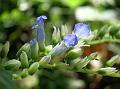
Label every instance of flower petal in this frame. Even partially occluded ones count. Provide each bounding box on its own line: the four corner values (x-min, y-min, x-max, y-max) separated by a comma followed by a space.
63, 34, 78, 47
36, 15, 47, 26
73, 23, 91, 38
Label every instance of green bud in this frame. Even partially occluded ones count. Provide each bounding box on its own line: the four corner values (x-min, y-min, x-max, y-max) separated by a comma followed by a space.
66, 48, 83, 60
28, 62, 39, 75
74, 52, 97, 69
106, 55, 119, 67
20, 69, 29, 78
12, 74, 21, 80
52, 26, 61, 44
4, 59, 21, 70
20, 51, 29, 68
61, 25, 68, 37
45, 45, 53, 53
16, 43, 30, 57
30, 41, 39, 60
39, 56, 51, 68
97, 67, 118, 75
1, 41, 10, 58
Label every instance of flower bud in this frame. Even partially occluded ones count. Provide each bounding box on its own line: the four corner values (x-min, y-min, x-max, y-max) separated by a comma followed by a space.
50, 42, 67, 63
66, 48, 83, 60
12, 74, 21, 80
20, 51, 29, 68
16, 43, 30, 57
4, 59, 21, 70
20, 69, 29, 78
52, 26, 61, 44
74, 52, 97, 69
32, 16, 47, 51
1, 41, 10, 58
28, 62, 39, 75
50, 42, 67, 57
30, 39, 39, 60
97, 67, 118, 75
45, 45, 53, 53
106, 55, 119, 67
39, 56, 51, 68
61, 25, 68, 37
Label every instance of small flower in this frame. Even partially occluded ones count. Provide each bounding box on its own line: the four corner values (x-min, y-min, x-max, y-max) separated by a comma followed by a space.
63, 34, 78, 47
50, 42, 68, 57
73, 23, 91, 38
32, 15, 47, 46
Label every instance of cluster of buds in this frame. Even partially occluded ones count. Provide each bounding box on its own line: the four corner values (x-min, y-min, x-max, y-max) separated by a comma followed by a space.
1, 15, 119, 79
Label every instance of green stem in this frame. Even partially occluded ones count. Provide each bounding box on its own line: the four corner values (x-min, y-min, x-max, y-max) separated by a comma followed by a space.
88, 39, 120, 45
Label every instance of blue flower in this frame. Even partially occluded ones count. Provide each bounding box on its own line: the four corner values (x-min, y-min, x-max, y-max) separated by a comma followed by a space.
36, 16, 47, 26
63, 34, 78, 47
32, 15, 47, 45
30, 38, 37, 46
50, 42, 68, 57
73, 23, 91, 38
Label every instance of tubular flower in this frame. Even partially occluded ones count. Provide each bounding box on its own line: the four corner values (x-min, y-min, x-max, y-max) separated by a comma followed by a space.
32, 15, 47, 45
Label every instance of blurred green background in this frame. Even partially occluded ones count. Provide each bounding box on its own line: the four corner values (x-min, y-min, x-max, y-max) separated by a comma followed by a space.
0, 0, 120, 89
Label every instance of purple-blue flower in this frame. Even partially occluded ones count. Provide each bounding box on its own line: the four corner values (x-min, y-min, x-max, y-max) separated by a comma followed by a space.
73, 23, 91, 38
63, 34, 78, 47
30, 38, 37, 46
36, 16, 47, 26
32, 15, 47, 45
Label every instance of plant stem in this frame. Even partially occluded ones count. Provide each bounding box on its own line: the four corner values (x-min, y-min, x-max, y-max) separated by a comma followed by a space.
88, 39, 120, 45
